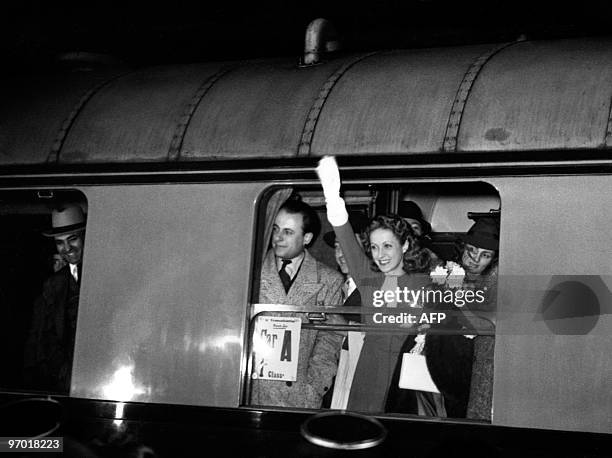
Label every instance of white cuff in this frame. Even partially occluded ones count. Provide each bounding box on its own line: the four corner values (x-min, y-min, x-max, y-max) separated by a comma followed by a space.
326, 196, 349, 226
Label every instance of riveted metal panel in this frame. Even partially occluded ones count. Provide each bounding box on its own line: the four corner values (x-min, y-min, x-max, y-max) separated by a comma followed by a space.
60, 64, 225, 163
459, 38, 612, 151
5, 38, 612, 166
180, 59, 347, 159
0, 72, 119, 165
442, 42, 519, 152
310, 46, 490, 156
297, 52, 380, 156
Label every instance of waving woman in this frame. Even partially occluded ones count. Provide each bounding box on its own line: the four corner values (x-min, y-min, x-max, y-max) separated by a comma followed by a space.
316, 156, 436, 412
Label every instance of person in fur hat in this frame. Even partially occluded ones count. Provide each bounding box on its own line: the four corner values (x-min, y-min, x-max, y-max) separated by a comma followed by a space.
424, 216, 499, 419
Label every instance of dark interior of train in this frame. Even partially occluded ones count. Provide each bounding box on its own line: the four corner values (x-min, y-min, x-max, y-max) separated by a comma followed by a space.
0, 190, 86, 393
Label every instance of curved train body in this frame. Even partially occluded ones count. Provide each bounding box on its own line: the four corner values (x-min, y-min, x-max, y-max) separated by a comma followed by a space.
0, 36, 611, 456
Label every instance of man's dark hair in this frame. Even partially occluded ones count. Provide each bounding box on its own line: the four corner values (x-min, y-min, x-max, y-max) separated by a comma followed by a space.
279, 197, 321, 245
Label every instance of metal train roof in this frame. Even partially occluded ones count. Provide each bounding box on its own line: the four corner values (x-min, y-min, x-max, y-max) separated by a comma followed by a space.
2, 37, 612, 165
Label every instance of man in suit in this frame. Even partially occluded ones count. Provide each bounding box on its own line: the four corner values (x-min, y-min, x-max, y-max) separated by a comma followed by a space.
24, 204, 86, 393
251, 197, 344, 408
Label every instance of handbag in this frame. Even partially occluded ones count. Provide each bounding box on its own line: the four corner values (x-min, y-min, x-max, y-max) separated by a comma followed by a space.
398, 335, 440, 393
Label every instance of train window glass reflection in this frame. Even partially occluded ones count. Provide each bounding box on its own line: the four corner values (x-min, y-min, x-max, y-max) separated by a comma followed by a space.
0, 190, 87, 394
247, 182, 500, 421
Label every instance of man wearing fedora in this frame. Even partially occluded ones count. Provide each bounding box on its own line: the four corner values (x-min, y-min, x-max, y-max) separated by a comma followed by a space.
24, 204, 86, 392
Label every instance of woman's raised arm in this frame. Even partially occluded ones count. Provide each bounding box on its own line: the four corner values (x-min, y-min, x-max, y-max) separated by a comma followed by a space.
316, 156, 370, 283
316, 156, 348, 226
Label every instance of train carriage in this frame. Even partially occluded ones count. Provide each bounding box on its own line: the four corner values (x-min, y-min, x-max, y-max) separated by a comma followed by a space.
0, 32, 611, 456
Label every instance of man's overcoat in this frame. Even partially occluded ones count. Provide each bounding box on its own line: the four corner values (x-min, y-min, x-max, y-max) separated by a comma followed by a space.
24, 265, 79, 392
250, 249, 343, 408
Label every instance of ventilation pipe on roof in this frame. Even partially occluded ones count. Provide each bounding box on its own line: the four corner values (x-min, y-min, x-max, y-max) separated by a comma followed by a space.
301, 18, 341, 66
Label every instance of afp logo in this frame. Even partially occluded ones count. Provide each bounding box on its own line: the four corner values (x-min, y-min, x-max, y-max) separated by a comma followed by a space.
536, 276, 612, 335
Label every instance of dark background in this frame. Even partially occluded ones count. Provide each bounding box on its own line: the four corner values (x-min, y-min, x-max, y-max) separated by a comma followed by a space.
2, 0, 612, 72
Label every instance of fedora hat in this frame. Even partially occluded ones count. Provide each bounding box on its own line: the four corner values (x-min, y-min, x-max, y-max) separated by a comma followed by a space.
43, 205, 86, 237
323, 213, 369, 247
398, 201, 432, 235
461, 217, 499, 251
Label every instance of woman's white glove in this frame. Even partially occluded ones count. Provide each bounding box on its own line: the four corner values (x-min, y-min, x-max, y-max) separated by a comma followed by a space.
316, 156, 341, 200
316, 156, 348, 226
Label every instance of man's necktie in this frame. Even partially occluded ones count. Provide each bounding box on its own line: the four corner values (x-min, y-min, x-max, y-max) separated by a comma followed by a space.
343, 278, 352, 298
70, 263, 78, 282
279, 259, 292, 293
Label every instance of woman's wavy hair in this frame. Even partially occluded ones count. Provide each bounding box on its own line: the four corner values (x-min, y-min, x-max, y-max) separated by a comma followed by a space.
362, 214, 432, 273
454, 240, 499, 277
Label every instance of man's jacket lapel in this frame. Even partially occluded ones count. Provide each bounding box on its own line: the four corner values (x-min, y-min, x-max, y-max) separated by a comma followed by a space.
286, 251, 322, 306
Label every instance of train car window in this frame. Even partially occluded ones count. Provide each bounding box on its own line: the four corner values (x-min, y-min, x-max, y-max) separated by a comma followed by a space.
0, 190, 87, 394
246, 182, 500, 422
